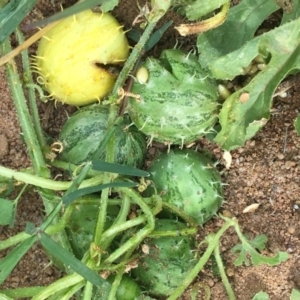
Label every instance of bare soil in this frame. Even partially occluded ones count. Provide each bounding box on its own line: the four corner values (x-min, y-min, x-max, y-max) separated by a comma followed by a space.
1, 1, 300, 299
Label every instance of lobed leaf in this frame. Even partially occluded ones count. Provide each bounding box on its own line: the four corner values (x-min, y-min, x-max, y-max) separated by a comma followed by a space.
197, 0, 280, 68
212, 18, 300, 150
231, 234, 289, 267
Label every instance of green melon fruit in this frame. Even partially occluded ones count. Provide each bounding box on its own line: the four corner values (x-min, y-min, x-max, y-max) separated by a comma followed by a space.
146, 149, 223, 225
127, 49, 220, 145
132, 219, 196, 296
58, 104, 146, 167
66, 199, 120, 259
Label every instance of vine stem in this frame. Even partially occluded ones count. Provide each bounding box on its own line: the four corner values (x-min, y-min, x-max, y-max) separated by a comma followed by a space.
103, 188, 155, 265
0, 38, 48, 177
0, 164, 104, 190
214, 242, 236, 300
111, 21, 157, 96
90, 18, 158, 244
31, 273, 83, 300
167, 218, 237, 300
0, 37, 72, 253
15, 28, 47, 150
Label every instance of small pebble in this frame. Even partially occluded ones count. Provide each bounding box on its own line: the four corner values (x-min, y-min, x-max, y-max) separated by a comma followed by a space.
285, 161, 296, 169
0, 134, 8, 157
277, 153, 285, 160
227, 267, 235, 277
288, 226, 295, 235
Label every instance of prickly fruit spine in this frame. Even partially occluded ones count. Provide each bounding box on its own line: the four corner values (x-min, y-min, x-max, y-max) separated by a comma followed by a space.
146, 149, 224, 225
127, 49, 220, 145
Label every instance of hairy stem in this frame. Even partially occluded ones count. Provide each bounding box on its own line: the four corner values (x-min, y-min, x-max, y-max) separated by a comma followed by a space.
167, 218, 236, 300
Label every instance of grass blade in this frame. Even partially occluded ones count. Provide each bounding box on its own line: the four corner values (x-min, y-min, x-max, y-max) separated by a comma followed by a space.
39, 232, 110, 288
63, 182, 137, 206
92, 161, 149, 177
0, 0, 37, 43
23, 0, 110, 30
0, 236, 37, 285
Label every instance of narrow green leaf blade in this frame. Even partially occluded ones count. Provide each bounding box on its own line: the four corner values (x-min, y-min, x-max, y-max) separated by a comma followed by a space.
63, 182, 137, 206
24, 0, 112, 30
0, 198, 15, 226
39, 232, 110, 288
0, 0, 37, 43
92, 161, 149, 177
0, 236, 36, 285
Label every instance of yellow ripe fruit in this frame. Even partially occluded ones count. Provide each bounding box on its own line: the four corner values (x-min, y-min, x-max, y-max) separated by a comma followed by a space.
36, 10, 129, 106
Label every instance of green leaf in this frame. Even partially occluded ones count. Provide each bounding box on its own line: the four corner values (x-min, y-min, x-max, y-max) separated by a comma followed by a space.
0, 293, 13, 300
281, 0, 300, 24
197, 0, 280, 68
294, 114, 300, 135
39, 232, 110, 288
0, 236, 36, 285
101, 0, 119, 12
231, 234, 289, 267
0, 0, 37, 43
212, 18, 300, 150
291, 289, 300, 300
127, 21, 173, 51
252, 291, 269, 300
92, 161, 149, 177
180, 0, 229, 20
63, 182, 137, 206
0, 198, 15, 226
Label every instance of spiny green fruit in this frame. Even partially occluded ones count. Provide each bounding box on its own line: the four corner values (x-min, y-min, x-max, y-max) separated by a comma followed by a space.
58, 105, 146, 167
127, 49, 219, 145
132, 219, 196, 296
66, 197, 120, 259
107, 275, 142, 300
35, 10, 129, 106
146, 149, 223, 225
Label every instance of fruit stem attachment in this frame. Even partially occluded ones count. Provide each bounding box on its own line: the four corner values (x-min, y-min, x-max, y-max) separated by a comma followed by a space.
111, 21, 157, 97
